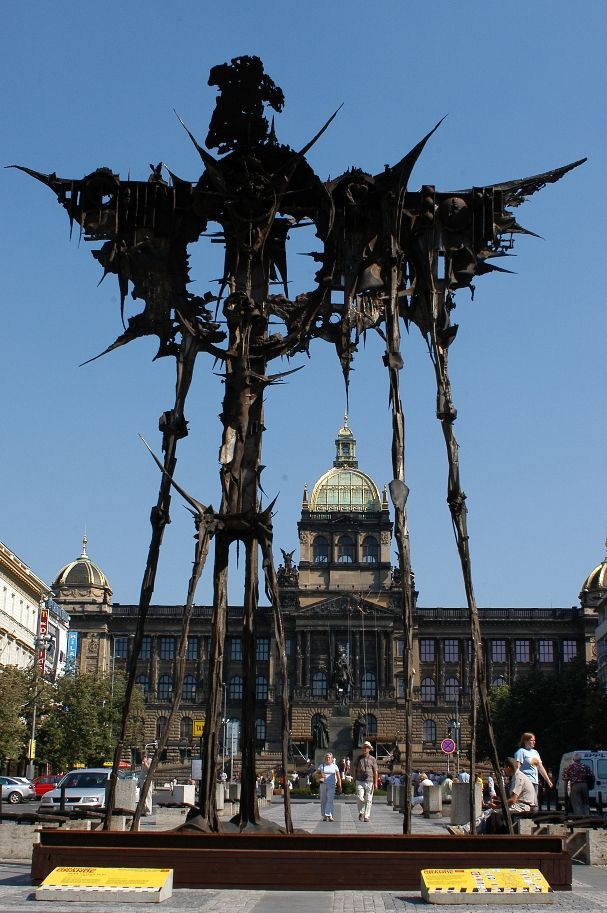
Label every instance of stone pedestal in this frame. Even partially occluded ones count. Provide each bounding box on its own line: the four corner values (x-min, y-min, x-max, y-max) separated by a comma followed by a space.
172, 784, 195, 805
215, 782, 225, 811
450, 781, 481, 825
107, 779, 137, 812
229, 782, 241, 802
422, 784, 442, 818
386, 782, 393, 805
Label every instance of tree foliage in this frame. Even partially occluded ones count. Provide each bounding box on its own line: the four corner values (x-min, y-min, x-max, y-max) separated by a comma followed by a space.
0, 666, 34, 766
477, 659, 607, 773
35, 672, 144, 771
0, 665, 145, 772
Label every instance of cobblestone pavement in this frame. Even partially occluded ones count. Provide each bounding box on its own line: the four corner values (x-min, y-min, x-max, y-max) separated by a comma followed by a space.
0, 798, 606, 913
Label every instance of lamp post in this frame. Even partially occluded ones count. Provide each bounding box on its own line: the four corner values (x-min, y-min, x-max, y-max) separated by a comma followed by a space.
453, 692, 462, 776
27, 596, 52, 779
222, 682, 227, 777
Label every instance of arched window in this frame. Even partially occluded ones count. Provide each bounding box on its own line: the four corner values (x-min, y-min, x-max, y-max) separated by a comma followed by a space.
313, 536, 329, 564
311, 670, 327, 698
362, 535, 379, 564
156, 716, 168, 740
136, 674, 150, 699
255, 675, 268, 700
180, 717, 192, 742
158, 674, 173, 702
182, 674, 197, 703
492, 675, 507, 687
444, 676, 460, 702
364, 714, 377, 736
423, 719, 437, 742
337, 534, 355, 564
421, 677, 436, 703
255, 718, 266, 747
361, 670, 376, 698
228, 676, 243, 701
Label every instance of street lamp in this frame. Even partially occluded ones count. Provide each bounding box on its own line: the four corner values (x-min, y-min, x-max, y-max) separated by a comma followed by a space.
221, 682, 227, 778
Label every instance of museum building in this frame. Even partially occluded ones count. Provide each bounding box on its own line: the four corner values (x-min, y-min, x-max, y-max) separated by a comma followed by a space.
50, 421, 599, 771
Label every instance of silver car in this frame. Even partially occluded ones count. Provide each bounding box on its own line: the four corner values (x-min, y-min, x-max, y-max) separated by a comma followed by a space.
38, 767, 135, 811
0, 775, 36, 803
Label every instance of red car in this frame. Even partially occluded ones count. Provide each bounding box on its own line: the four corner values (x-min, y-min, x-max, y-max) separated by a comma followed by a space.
32, 774, 63, 797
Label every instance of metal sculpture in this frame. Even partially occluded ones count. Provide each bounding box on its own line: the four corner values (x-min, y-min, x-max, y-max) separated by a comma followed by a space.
13, 54, 584, 835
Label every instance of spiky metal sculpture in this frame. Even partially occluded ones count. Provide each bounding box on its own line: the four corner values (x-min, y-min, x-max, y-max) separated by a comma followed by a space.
14, 54, 583, 834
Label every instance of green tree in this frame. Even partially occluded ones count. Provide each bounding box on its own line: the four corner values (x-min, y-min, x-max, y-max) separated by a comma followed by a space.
0, 666, 33, 767
36, 672, 144, 771
477, 659, 607, 773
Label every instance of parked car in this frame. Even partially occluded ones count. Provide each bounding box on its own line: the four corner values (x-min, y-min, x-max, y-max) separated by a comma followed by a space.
32, 774, 64, 797
38, 767, 138, 811
0, 775, 36, 803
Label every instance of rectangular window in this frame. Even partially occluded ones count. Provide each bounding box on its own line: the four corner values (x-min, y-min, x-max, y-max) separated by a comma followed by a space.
202, 636, 212, 659
285, 638, 292, 657
562, 640, 577, 663
140, 636, 152, 660
443, 639, 459, 663
113, 637, 129, 659
419, 639, 434, 662
256, 637, 270, 661
491, 640, 506, 663
396, 639, 405, 658
231, 637, 242, 661
396, 677, 406, 698
539, 640, 554, 663
186, 637, 199, 661
515, 640, 530, 663
159, 636, 175, 660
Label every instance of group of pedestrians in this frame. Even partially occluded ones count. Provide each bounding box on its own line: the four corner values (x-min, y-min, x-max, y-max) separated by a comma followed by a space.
446, 730, 559, 835
317, 740, 380, 822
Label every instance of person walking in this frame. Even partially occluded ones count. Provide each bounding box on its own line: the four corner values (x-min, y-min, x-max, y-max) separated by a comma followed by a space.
562, 753, 593, 816
317, 751, 341, 821
514, 732, 553, 801
355, 741, 380, 822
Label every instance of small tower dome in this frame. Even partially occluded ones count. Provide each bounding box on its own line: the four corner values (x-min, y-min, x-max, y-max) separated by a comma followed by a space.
52, 535, 112, 613
579, 538, 607, 611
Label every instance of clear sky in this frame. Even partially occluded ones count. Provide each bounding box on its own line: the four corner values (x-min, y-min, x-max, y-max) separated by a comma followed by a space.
2, 0, 605, 610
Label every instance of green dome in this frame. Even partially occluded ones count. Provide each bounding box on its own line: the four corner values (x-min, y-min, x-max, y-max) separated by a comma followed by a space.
310, 467, 381, 512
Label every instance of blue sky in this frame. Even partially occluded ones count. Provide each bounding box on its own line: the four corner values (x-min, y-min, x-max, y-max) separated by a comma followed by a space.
2, 0, 606, 610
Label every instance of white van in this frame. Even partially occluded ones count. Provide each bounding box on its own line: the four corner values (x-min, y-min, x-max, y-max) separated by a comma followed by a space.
556, 750, 607, 810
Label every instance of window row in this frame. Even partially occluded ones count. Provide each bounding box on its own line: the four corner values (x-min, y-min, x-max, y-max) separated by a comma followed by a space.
312, 535, 379, 565
141, 673, 273, 703
117, 635, 272, 662
309, 670, 377, 698
154, 716, 265, 749
416, 638, 578, 664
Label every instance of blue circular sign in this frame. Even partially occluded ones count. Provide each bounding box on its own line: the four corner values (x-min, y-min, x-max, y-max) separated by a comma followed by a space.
441, 738, 456, 754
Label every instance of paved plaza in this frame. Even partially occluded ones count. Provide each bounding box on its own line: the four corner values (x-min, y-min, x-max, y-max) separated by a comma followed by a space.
0, 798, 606, 912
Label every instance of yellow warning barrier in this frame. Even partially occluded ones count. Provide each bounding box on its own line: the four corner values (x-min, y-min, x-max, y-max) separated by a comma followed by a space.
36, 866, 173, 903
421, 868, 553, 904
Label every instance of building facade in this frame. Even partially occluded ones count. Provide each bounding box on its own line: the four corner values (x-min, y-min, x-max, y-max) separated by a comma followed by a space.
50, 423, 599, 771
0, 539, 69, 678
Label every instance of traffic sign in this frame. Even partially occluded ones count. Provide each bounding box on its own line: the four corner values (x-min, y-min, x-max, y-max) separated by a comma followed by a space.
441, 737, 456, 754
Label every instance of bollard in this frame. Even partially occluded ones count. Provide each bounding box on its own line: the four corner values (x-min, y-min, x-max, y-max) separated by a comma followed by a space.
228, 782, 241, 802
450, 782, 481, 825
423, 784, 443, 819
386, 781, 393, 805
215, 782, 225, 811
